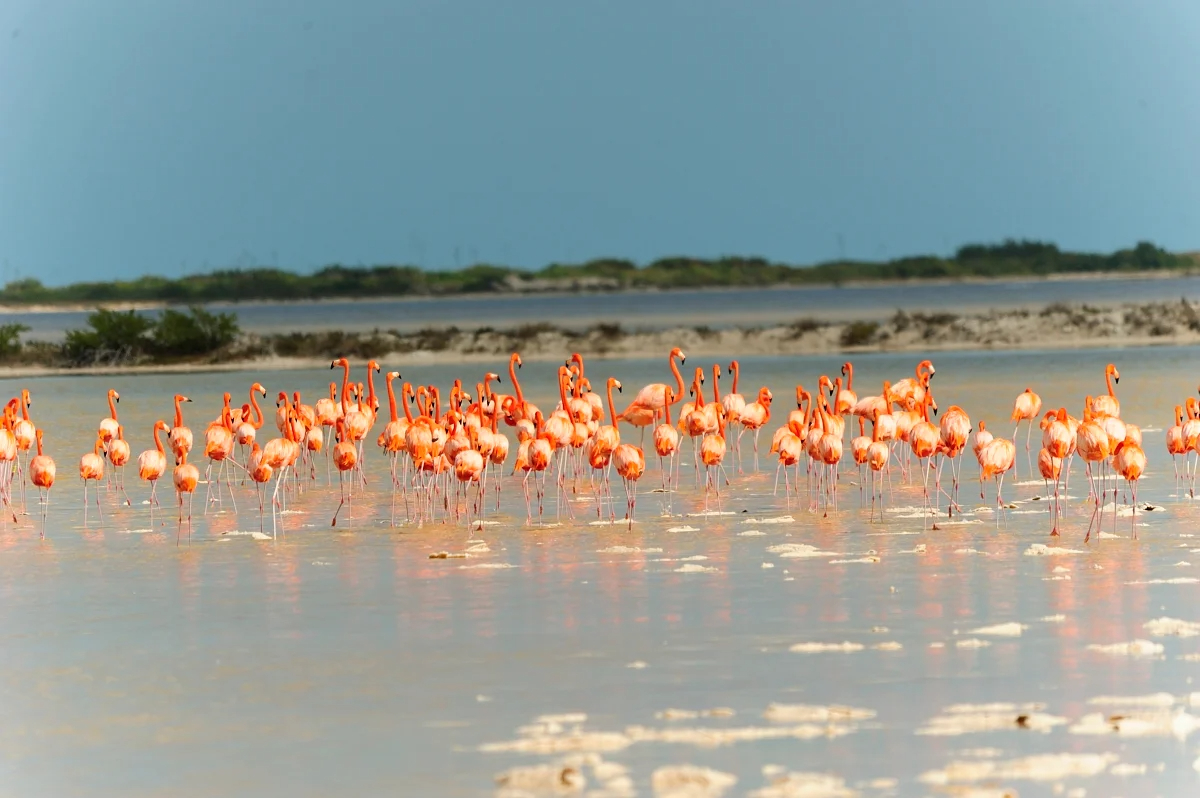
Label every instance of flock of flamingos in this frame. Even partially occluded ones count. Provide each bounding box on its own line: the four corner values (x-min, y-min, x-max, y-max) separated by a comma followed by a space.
0, 349, 1164, 544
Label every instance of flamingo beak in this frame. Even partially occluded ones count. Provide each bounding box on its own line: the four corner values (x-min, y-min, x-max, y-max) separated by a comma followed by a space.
1114, 376, 1119, 384
330, 361, 336, 369
617, 385, 622, 393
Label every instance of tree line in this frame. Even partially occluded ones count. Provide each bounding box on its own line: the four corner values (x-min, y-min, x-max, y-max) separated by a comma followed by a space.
0, 240, 1192, 306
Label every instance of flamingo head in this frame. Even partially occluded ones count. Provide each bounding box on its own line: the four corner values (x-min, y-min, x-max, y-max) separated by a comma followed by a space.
1108, 363, 1119, 384
670, 347, 686, 363
759, 387, 773, 405
251, 382, 266, 396
484, 371, 500, 385
368, 360, 380, 373
21, 389, 30, 407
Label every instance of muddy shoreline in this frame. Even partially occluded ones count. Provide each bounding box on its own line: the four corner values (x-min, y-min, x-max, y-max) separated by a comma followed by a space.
2, 299, 1198, 378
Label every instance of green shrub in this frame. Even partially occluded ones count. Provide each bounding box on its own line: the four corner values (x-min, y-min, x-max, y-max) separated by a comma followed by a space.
839, 321, 879, 347
0, 323, 28, 358
63, 309, 153, 364
151, 305, 239, 357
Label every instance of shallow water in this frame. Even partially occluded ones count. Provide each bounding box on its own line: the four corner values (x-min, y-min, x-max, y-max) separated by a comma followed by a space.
4, 346, 1200, 795
10, 273, 1200, 339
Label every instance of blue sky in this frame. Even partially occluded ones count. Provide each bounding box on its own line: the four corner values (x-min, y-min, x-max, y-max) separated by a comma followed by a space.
2, 1, 1199, 285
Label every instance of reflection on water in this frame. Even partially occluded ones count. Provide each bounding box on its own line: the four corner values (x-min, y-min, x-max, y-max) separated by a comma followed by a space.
3, 346, 1200, 795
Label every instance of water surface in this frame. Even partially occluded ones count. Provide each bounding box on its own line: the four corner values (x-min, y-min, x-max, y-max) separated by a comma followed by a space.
4, 346, 1200, 795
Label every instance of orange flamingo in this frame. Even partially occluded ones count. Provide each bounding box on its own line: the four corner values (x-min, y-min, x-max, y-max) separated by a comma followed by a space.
889, 360, 935, 409
866, 412, 891, 518
620, 347, 686, 439
612, 441, 645, 530
1113, 432, 1147, 537
835, 362, 858, 415
1011, 386, 1043, 476
978, 435, 1016, 519
1076, 406, 1112, 542
700, 406, 728, 513
738, 386, 773, 471
107, 424, 132, 505
1038, 446, 1064, 535
173, 449, 200, 544
331, 418, 359, 527
653, 386, 682, 495
30, 429, 55, 538
99, 389, 120, 444
170, 394, 193, 462
80, 434, 106, 524
1167, 405, 1186, 486
247, 442, 273, 533
1089, 363, 1120, 418
138, 420, 170, 524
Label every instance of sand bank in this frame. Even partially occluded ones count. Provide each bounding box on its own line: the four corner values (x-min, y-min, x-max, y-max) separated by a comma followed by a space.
2, 299, 1197, 378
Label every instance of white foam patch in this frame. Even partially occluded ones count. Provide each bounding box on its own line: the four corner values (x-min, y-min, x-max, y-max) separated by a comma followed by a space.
114, 527, 154, 534
1127, 578, 1199, 585
789, 642, 864, 653
828, 557, 880, 564
1144, 618, 1200, 637
667, 525, 699, 533
1040, 614, 1066, 623
1087, 639, 1164, 657
767, 543, 839, 559
920, 753, 1118, 785
744, 515, 795, 525
675, 564, 718, 573
651, 765, 736, 797
597, 546, 663, 554
955, 639, 991, 649
762, 704, 875, 723
1024, 544, 1085, 556
459, 563, 518, 570
738, 529, 765, 536
916, 703, 1066, 736
970, 623, 1025, 637
748, 771, 857, 798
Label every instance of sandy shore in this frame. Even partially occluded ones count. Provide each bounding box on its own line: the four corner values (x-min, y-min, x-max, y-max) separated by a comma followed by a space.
2, 299, 1198, 378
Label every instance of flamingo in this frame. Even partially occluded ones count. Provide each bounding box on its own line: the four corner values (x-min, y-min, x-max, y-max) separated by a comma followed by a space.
1113, 432, 1147, 538
889, 360, 935, 409
620, 347, 686, 438
1038, 446, 1064, 535
243, 441, 271, 525
107, 425, 132, 505
138, 420, 170, 525
203, 406, 235, 510
722, 361, 747, 465
99, 389, 120, 444
1076, 407, 1112, 543
612, 442, 645, 529
169, 394, 193, 462
738, 386, 773, 471
331, 418, 359, 527
978, 436, 1016, 519
1089, 363, 1120, 418
1166, 405, 1186, 486
700, 407, 728, 512
30, 429, 55, 538
1011, 387, 1043, 476
653, 386, 681, 495
866, 413, 891, 518
80, 434, 106, 524
835, 361, 858, 415
173, 449, 200, 544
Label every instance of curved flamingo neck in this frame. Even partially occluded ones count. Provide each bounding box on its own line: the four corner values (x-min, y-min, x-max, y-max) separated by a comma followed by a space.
669, 351, 684, 401
339, 361, 351, 413
664, 392, 673, 427
430, 387, 441, 422
386, 375, 399, 422
571, 353, 585, 382
509, 356, 524, 405
249, 389, 264, 429
401, 384, 414, 423
694, 373, 705, 409
557, 369, 570, 412
35, 430, 43, 456
1106, 368, 1116, 399
711, 365, 721, 404
366, 366, 378, 405
606, 381, 618, 425
845, 363, 854, 391
108, 392, 118, 421
871, 415, 880, 442
21, 393, 30, 421
730, 362, 740, 394
174, 396, 184, 428
153, 423, 165, 454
